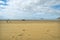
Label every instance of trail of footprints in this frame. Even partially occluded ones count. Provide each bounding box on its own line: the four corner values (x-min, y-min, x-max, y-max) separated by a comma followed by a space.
10, 29, 50, 40
10, 29, 31, 40
9, 28, 59, 40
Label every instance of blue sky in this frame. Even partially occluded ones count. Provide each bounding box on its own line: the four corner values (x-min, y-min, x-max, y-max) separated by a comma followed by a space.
52, 4, 60, 10
0, 0, 60, 20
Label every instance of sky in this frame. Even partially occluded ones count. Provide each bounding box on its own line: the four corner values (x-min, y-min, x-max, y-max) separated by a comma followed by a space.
0, 0, 60, 20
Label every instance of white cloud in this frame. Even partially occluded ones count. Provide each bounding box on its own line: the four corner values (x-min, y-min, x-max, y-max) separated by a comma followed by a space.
0, 0, 60, 19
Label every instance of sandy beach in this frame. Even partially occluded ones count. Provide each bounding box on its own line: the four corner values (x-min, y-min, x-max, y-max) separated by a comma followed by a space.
0, 20, 60, 40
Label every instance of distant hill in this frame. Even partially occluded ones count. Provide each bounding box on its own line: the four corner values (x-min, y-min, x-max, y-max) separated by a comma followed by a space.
57, 17, 60, 19
57, 17, 60, 20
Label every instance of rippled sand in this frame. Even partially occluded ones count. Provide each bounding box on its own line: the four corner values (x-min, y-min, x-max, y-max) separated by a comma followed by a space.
0, 20, 60, 40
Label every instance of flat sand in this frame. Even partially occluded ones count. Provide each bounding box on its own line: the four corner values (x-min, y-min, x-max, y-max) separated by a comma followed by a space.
0, 20, 60, 40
